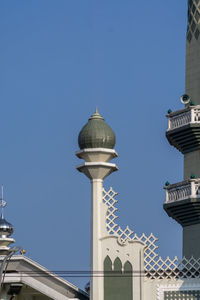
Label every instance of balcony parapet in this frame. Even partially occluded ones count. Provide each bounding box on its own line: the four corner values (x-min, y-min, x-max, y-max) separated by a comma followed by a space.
164, 179, 200, 226
166, 106, 200, 154
164, 179, 200, 204
167, 106, 200, 131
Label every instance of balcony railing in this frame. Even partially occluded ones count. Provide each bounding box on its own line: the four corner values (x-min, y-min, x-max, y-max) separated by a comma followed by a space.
165, 179, 200, 203
167, 106, 200, 131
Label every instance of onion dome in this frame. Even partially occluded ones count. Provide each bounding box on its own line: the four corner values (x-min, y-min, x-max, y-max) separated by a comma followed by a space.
78, 109, 116, 149
0, 214, 14, 238
0, 185, 14, 238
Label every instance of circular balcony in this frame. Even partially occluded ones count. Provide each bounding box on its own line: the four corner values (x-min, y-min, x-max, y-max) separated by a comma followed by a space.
164, 179, 200, 226
166, 106, 200, 154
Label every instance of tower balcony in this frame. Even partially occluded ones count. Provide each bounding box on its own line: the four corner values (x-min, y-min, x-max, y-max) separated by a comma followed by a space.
164, 179, 200, 226
166, 106, 200, 154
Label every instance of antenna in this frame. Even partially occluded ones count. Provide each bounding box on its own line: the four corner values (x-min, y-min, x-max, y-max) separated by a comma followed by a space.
0, 185, 7, 219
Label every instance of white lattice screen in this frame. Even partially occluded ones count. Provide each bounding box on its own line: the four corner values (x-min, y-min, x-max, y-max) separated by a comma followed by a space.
103, 187, 200, 279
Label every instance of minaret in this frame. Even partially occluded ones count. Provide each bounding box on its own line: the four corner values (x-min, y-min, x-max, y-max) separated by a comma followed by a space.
0, 186, 15, 255
184, 0, 200, 179
164, 1, 200, 259
186, 0, 200, 104
76, 109, 118, 300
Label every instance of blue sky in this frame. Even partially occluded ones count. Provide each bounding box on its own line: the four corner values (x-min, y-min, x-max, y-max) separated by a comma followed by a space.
0, 0, 187, 289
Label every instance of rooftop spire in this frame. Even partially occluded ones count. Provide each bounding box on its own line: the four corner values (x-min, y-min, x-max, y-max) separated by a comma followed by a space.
0, 185, 7, 219
89, 108, 104, 120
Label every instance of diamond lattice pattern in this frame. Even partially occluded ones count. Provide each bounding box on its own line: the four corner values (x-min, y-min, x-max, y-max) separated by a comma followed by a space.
103, 187, 200, 279
187, 0, 200, 42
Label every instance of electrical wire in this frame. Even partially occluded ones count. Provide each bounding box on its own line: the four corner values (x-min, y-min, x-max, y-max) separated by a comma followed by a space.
1, 269, 180, 278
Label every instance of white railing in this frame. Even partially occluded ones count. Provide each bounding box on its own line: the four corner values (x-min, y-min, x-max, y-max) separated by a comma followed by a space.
167, 106, 200, 130
165, 179, 200, 203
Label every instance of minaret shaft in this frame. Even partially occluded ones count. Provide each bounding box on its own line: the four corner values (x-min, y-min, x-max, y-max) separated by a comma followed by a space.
77, 158, 117, 300
183, 224, 200, 258
185, 44, 200, 105
184, 1, 200, 180
184, 151, 200, 179
183, 0, 200, 258
90, 179, 103, 300
185, 1, 200, 105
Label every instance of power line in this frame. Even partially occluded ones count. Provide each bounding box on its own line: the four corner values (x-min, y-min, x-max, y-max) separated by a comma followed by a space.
2, 269, 184, 278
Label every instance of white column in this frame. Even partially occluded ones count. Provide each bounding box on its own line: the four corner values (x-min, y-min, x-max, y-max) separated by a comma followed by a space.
191, 181, 196, 197
168, 117, 171, 130
76, 148, 118, 300
90, 179, 104, 300
191, 107, 195, 123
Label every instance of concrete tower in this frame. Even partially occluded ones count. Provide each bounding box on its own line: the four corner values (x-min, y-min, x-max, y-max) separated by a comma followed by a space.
76, 109, 147, 300
186, 0, 200, 104
76, 109, 118, 300
164, 0, 200, 259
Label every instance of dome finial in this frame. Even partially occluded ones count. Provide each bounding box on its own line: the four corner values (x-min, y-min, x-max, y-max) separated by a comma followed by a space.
89, 108, 104, 120
0, 185, 7, 219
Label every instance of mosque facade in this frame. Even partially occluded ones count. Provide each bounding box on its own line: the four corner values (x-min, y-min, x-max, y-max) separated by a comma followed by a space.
1, 1, 200, 299
75, 1, 200, 299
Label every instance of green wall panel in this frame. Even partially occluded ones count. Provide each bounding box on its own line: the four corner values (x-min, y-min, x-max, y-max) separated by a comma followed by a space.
104, 256, 132, 300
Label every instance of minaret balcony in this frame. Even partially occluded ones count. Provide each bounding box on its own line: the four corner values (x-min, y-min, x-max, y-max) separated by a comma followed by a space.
164, 179, 200, 226
166, 106, 200, 154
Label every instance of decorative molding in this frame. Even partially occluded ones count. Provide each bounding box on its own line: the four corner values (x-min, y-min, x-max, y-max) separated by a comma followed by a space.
157, 282, 200, 300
